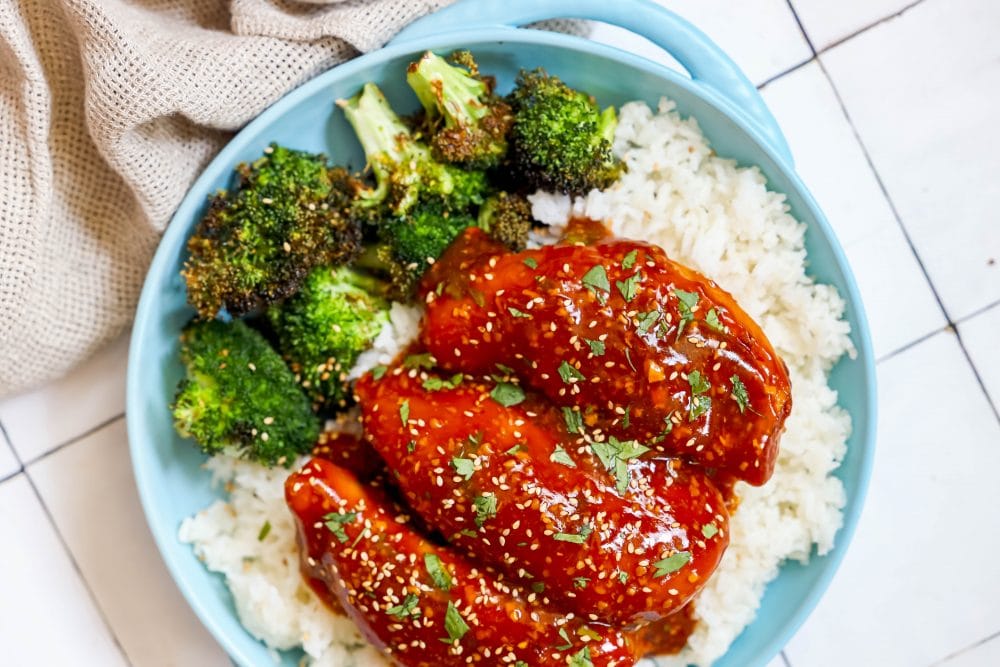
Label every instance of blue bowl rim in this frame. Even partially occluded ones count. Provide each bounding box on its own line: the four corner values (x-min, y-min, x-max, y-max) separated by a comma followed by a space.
127, 25, 877, 667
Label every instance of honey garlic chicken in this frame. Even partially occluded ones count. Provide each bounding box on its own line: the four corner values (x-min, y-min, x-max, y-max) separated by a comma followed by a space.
356, 370, 729, 626
287, 458, 637, 667
419, 225, 792, 486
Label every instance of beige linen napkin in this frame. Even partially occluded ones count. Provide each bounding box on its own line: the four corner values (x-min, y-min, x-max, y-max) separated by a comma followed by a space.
0, 0, 583, 398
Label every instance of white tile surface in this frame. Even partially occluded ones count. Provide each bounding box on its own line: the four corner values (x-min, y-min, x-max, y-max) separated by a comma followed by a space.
0, 331, 129, 463
940, 634, 1000, 667
29, 418, 229, 666
959, 303, 1000, 410
785, 330, 1000, 666
0, 428, 18, 480
588, 0, 812, 85
0, 474, 127, 666
822, 0, 1000, 321
761, 62, 945, 357
790, 0, 917, 50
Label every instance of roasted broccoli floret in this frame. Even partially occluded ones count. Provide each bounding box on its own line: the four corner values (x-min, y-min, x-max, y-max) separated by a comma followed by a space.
339, 82, 488, 217
506, 69, 623, 195
406, 51, 513, 169
340, 82, 487, 297
183, 144, 363, 319
269, 266, 390, 409
477, 191, 533, 251
172, 319, 319, 466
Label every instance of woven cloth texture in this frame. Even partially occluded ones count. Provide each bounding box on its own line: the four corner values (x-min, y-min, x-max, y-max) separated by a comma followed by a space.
0, 0, 584, 398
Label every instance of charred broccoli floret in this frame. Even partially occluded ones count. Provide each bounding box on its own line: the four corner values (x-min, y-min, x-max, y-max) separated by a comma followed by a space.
340, 82, 488, 297
477, 191, 533, 251
183, 145, 363, 319
269, 266, 390, 409
172, 319, 319, 466
507, 69, 623, 195
406, 51, 513, 169
339, 83, 488, 217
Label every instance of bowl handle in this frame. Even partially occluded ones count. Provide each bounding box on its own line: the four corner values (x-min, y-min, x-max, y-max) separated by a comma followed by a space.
390, 0, 794, 166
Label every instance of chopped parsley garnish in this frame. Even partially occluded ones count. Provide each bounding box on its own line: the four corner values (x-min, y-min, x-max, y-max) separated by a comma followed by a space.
651, 413, 675, 444
573, 577, 590, 589
424, 553, 452, 591
636, 309, 660, 334
653, 551, 692, 578
422, 373, 463, 391
706, 308, 726, 333
516, 662, 528, 667
616, 271, 640, 302
582, 264, 610, 293
702, 523, 719, 539
687, 370, 711, 421
386, 593, 419, 619
550, 445, 576, 468
591, 436, 651, 495
451, 457, 475, 480
621, 249, 639, 270
531, 581, 546, 593
523, 257, 538, 269
403, 353, 434, 369
407, 440, 416, 453
371, 365, 388, 380
495, 362, 515, 375
584, 338, 605, 356
323, 511, 358, 544
556, 627, 573, 650
622, 405, 631, 429
618, 571, 629, 584
257, 520, 271, 541
505, 444, 524, 455
508, 306, 532, 319
568, 646, 594, 667
490, 382, 525, 407
442, 602, 470, 643
459, 528, 478, 538
399, 399, 410, 426
674, 288, 699, 335
731, 375, 749, 413
557, 360, 585, 383
562, 407, 584, 434
473, 493, 497, 527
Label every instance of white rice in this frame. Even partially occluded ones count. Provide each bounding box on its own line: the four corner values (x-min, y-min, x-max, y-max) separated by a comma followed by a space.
180, 97, 853, 666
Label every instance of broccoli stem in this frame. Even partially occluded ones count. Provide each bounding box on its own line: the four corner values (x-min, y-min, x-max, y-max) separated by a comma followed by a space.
407, 51, 490, 126
339, 83, 412, 167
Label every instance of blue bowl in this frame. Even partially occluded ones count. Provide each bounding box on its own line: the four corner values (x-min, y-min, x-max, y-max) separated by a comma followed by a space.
127, 1, 877, 665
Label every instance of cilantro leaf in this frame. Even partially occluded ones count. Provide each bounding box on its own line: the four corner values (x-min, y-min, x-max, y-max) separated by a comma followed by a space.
450, 457, 475, 480
590, 436, 650, 495
558, 361, 586, 383
399, 400, 410, 426
386, 593, 419, 619
573, 577, 590, 589
731, 375, 749, 413
674, 288, 699, 335
562, 407, 584, 434
706, 308, 726, 333
424, 553, 452, 591
423, 373, 463, 391
490, 382, 525, 407
568, 646, 594, 667
616, 271, 640, 302
621, 249, 639, 270
442, 602, 470, 643
523, 257, 538, 269
473, 493, 497, 527
687, 370, 711, 421
371, 365, 388, 380
323, 511, 358, 544
556, 627, 573, 650
584, 338, 605, 356
636, 310, 660, 334
653, 551, 692, 578
550, 445, 576, 468
403, 353, 434, 369
702, 523, 719, 539
508, 306, 532, 319
582, 264, 610, 293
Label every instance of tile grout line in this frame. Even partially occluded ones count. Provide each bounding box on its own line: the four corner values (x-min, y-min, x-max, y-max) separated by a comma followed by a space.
757, 57, 815, 91
20, 469, 135, 667
780, 648, 793, 667
930, 628, 1000, 666
815, 0, 931, 56
0, 420, 25, 483
23, 412, 127, 468
812, 59, 1000, 426
955, 295, 1000, 326
783, 0, 818, 56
